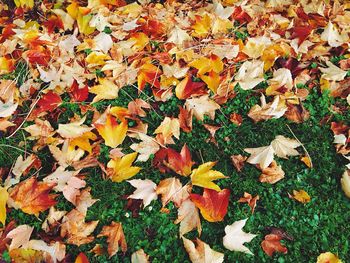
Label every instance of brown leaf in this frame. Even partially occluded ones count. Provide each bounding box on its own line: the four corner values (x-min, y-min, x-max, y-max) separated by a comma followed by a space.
259, 161, 285, 184
156, 177, 191, 208
98, 222, 127, 258
261, 234, 288, 257
238, 192, 259, 213
230, 154, 247, 172
178, 106, 193, 133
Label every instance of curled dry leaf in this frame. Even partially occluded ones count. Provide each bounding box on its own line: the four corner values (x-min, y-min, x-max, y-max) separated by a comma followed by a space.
98, 222, 127, 258
238, 192, 259, 213
156, 177, 190, 208
190, 188, 230, 222
290, 190, 311, 203
259, 161, 285, 184
182, 237, 224, 263
230, 154, 247, 172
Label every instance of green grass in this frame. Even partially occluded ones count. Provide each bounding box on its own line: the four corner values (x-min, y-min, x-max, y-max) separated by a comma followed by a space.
1, 84, 349, 262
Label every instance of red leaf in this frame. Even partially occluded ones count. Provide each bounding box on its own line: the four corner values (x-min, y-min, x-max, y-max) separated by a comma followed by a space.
43, 15, 64, 34
75, 252, 89, 263
25, 49, 51, 66
69, 80, 89, 102
190, 188, 230, 222
31, 91, 62, 117
261, 234, 288, 257
175, 76, 206, 100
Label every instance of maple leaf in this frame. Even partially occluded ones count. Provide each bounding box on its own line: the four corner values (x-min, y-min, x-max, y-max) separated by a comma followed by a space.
94, 114, 128, 148
130, 133, 160, 162
42, 207, 67, 233
69, 79, 88, 102
261, 234, 288, 257
156, 177, 190, 208
70, 131, 98, 153
0, 100, 17, 118
290, 190, 311, 203
192, 14, 212, 38
6, 225, 33, 250
167, 26, 192, 46
235, 60, 265, 90
189, 55, 224, 75
244, 145, 274, 169
0, 186, 8, 225
60, 209, 99, 246
90, 79, 120, 103
127, 179, 157, 208
175, 199, 202, 237
320, 61, 347, 82
317, 252, 342, 263
43, 15, 64, 34
190, 162, 227, 191
230, 154, 247, 172
31, 91, 62, 117
223, 218, 257, 255
200, 71, 221, 93
175, 76, 206, 100
178, 106, 193, 133
8, 177, 57, 216
248, 95, 287, 122
154, 117, 180, 145
321, 22, 348, 47
190, 188, 230, 222
185, 95, 220, 122
131, 249, 150, 263
182, 237, 224, 263
137, 63, 161, 91
107, 152, 141, 182
75, 252, 89, 263
12, 154, 41, 180
75, 188, 98, 215
270, 135, 301, 159
98, 222, 127, 258
57, 116, 92, 139
238, 192, 259, 213
259, 161, 285, 184
49, 141, 85, 168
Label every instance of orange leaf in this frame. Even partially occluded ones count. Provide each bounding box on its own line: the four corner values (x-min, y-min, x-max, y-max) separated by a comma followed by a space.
137, 63, 161, 91
153, 144, 194, 176
94, 114, 128, 148
43, 15, 64, 34
9, 177, 57, 216
75, 252, 89, 263
175, 76, 206, 100
190, 188, 230, 222
261, 234, 288, 257
238, 192, 259, 213
97, 222, 127, 258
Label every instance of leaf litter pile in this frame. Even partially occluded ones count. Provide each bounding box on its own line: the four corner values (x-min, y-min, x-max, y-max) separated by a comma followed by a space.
0, 0, 350, 262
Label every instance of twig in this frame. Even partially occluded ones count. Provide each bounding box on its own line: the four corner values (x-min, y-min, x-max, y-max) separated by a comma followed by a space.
286, 124, 313, 168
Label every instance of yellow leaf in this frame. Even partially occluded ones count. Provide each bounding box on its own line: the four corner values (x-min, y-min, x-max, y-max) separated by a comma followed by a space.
85, 52, 110, 67
200, 71, 221, 93
67, 2, 79, 19
94, 114, 128, 148
154, 117, 180, 144
341, 170, 350, 199
192, 14, 211, 38
190, 162, 227, 191
291, 190, 311, 203
189, 55, 223, 75
0, 186, 8, 225
90, 79, 119, 103
70, 131, 97, 153
77, 10, 95, 35
107, 153, 141, 182
300, 156, 312, 168
317, 252, 342, 263
129, 32, 149, 51
14, 0, 34, 8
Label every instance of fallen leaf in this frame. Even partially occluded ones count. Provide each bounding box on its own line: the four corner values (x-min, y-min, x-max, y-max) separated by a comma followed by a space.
182, 237, 224, 263
6, 225, 33, 250
156, 177, 190, 207
94, 114, 128, 148
190, 188, 230, 222
57, 116, 92, 139
185, 95, 220, 121
238, 192, 259, 213
127, 179, 157, 208
317, 252, 342, 263
0, 187, 8, 225
167, 26, 192, 46
75, 252, 89, 263
230, 154, 247, 172
60, 209, 98, 246
290, 190, 311, 203
175, 199, 202, 236
320, 61, 348, 82
131, 249, 149, 263
341, 170, 350, 199
154, 117, 180, 145
130, 133, 160, 162
248, 95, 287, 122
137, 63, 161, 91
8, 177, 57, 216
223, 218, 257, 255
270, 135, 301, 159
175, 76, 206, 100
235, 60, 265, 90
190, 162, 227, 191
98, 222, 127, 258
259, 161, 285, 184
90, 78, 120, 103
321, 22, 348, 47
107, 152, 141, 182
244, 145, 274, 169
261, 234, 288, 257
